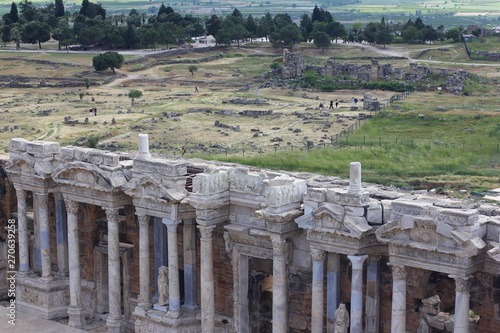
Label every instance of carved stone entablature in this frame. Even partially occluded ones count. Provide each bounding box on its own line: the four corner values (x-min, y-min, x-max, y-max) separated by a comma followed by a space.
123, 175, 187, 204
229, 193, 265, 210
256, 208, 302, 225
305, 230, 380, 256
390, 200, 434, 220
193, 167, 229, 195
61, 186, 131, 208
133, 197, 173, 219
326, 189, 370, 207
437, 209, 479, 227
262, 174, 306, 209
7, 153, 57, 183
133, 158, 187, 177
225, 224, 273, 250
53, 161, 128, 193
195, 206, 229, 226
229, 167, 268, 195
488, 241, 500, 262
303, 188, 327, 203
189, 190, 229, 211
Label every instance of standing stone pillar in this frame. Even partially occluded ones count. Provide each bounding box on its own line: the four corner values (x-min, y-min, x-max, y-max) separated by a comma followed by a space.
348, 162, 362, 194
66, 199, 85, 327
451, 276, 471, 333
347, 254, 368, 333
153, 217, 168, 302
365, 254, 381, 333
311, 248, 326, 333
327, 252, 341, 332
16, 188, 30, 274
36, 192, 52, 281
183, 219, 197, 310
137, 214, 151, 310
390, 264, 406, 333
271, 235, 288, 333
54, 193, 68, 274
106, 208, 123, 333
198, 225, 216, 333
164, 219, 181, 317
137, 134, 151, 159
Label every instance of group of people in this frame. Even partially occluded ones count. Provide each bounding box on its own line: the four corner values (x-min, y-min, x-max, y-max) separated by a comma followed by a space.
319, 97, 358, 110
88, 107, 97, 116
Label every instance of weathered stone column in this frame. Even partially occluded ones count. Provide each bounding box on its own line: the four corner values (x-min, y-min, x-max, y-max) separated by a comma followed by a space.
164, 218, 181, 317
327, 252, 341, 332
55, 193, 68, 274
137, 214, 151, 310
36, 192, 52, 281
271, 235, 288, 333
106, 208, 123, 333
137, 134, 151, 159
311, 248, 326, 333
390, 264, 406, 333
66, 199, 85, 327
348, 162, 362, 194
347, 254, 368, 333
451, 276, 471, 333
153, 217, 168, 302
198, 225, 216, 333
365, 254, 381, 333
16, 188, 30, 274
183, 219, 197, 310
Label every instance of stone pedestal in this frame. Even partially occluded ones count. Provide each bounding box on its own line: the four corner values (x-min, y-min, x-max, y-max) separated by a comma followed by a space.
65, 199, 85, 327
390, 264, 407, 333
348, 254, 368, 333
134, 308, 200, 333
311, 249, 325, 333
16, 274, 69, 319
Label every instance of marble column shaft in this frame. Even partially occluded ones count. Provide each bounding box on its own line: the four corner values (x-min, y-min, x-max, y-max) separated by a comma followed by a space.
106, 208, 123, 333
311, 249, 326, 333
137, 214, 151, 309
390, 264, 406, 333
37, 193, 52, 280
153, 217, 168, 301
348, 254, 368, 333
55, 193, 68, 274
327, 252, 341, 332
66, 200, 85, 327
166, 221, 181, 315
16, 189, 30, 273
452, 276, 471, 333
199, 225, 216, 333
271, 236, 288, 333
183, 219, 197, 310
365, 255, 381, 333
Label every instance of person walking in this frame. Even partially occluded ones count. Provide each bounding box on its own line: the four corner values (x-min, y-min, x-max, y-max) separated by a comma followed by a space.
329, 100, 334, 109
335, 99, 339, 108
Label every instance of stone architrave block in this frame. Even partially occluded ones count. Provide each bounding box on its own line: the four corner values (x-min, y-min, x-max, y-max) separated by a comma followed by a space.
59, 147, 75, 160
26, 141, 60, 155
401, 215, 415, 230
134, 159, 187, 177
9, 138, 28, 152
367, 201, 383, 225
193, 171, 229, 195
304, 188, 326, 203
304, 200, 318, 215
88, 152, 104, 165
73, 147, 92, 162
438, 209, 478, 227
102, 153, 120, 167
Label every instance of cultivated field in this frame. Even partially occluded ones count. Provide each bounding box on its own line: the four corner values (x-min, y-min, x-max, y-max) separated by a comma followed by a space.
0, 40, 499, 193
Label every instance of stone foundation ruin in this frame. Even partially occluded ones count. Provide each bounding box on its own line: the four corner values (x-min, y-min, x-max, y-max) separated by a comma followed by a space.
0, 135, 499, 333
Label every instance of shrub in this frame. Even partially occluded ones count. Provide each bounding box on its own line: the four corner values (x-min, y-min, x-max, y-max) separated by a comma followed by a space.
87, 134, 99, 148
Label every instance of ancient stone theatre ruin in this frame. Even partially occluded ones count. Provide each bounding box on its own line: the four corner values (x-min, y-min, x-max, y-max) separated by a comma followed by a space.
0, 134, 499, 333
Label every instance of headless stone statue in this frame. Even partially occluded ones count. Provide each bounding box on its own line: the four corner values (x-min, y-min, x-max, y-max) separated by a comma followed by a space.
334, 303, 349, 333
158, 266, 169, 306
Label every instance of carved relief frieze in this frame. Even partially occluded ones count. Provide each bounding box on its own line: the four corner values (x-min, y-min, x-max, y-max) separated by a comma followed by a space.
229, 168, 267, 195
133, 158, 187, 177
326, 189, 370, 206
123, 175, 187, 203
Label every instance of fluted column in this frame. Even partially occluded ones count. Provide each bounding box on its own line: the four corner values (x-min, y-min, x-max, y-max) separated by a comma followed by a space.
366, 254, 381, 333
137, 214, 151, 310
36, 193, 52, 281
451, 276, 471, 333
311, 248, 326, 333
327, 252, 341, 332
348, 254, 368, 333
66, 199, 85, 327
199, 225, 216, 333
271, 236, 288, 333
164, 220, 181, 317
390, 264, 406, 333
16, 188, 30, 274
183, 219, 197, 310
106, 208, 123, 333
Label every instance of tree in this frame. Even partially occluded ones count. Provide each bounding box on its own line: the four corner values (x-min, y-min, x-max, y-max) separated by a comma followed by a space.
205, 14, 221, 38
188, 65, 198, 76
92, 51, 124, 73
52, 25, 73, 50
128, 89, 142, 106
375, 26, 392, 48
299, 14, 313, 42
326, 21, 346, 43
19, 0, 37, 22
22, 21, 51, 49
9, 2, 19, 23
269, 23, 302, 49
9, 24, 22, 50
313, 31, 330, 52
445, 27, 462, 42
84, 78, 90, 89
54, 0, 65, 17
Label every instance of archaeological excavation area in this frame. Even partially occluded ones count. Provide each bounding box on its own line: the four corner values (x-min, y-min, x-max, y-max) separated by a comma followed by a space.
0, 134, 499, 333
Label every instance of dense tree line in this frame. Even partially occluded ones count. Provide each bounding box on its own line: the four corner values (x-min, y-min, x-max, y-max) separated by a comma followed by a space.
0, 1, 467, 52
